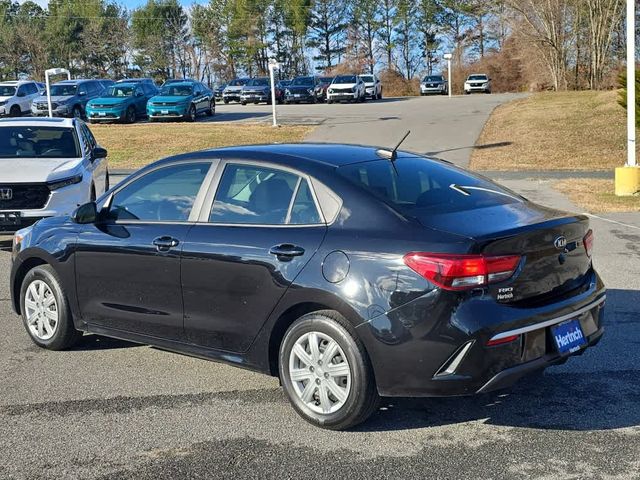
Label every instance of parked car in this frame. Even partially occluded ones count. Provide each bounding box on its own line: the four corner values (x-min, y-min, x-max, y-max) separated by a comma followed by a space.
147, 80, 215, 122
9, 143, 605, 430
97, 79, 115, 91
314, 76, 334, 102
420, 74, 448, 95
359, 74, 382, 99
464, 74, 491, 94
214, 83, 227, 102
222, 78, 250, 104
117, 78, 159, 96
31, 79, 105, 119
275, 80, 291, 103
326, 75, 366, 103
162, 78, 197, 87
0, 117, 109, 234
284, 76, 321, 104
240, 77, 272, 105
86, 82, 153, 124
0, 80, 42, 117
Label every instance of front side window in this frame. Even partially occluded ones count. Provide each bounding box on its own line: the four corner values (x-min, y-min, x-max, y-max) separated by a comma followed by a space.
210, 164, 322, 225
108, 163, 210, 222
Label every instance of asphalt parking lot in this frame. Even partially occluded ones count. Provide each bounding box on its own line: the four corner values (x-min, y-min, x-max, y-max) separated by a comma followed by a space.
1, 94, 639, 479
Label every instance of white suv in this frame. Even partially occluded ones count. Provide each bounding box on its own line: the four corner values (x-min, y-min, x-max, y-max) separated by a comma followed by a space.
327, 75, 366, 103
0, 117, 109, 234
0, 81, 43, 117
464, 74, 491, 94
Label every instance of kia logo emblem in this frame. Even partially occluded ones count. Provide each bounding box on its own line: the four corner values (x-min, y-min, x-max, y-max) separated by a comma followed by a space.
0, 188, 12, 200
554, 236, 567, 250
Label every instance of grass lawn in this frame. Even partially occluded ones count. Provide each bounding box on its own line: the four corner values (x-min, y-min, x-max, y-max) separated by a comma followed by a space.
554, 179, 639, 213
470, 90, 637, 171
90, 122, 314, 169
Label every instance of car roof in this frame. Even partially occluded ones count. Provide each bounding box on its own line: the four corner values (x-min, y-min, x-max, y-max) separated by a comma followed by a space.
0, 80, 37, 86
163, 81, 195, 87
55, 79, 94, 85
0, 117, 76, 128
112, 82, 138, 88
156, 143, 402, 171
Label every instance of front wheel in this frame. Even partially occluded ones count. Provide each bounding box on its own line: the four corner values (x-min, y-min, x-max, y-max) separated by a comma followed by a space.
20, 265, 82, 350
185, 104, 196, 122
125, 106, 136, 124
72, 105, 83, 119
279, 311, 379, 430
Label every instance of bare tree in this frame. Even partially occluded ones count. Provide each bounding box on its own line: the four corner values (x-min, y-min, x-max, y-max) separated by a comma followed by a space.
585, 0, 623, 89
505, 0, 571, 90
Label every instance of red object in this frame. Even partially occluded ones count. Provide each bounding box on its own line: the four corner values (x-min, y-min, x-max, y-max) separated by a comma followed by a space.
486, 334, 520, 347
583, 229, 594, 257
403, 253, 521, 290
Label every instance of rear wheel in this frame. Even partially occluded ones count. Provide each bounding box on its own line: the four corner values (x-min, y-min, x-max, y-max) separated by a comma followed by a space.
241, 101, 247, 106
9, 105, 21, 117
20, 265, 82, 351
206, 100, 214, 116
279, 311, 379, 430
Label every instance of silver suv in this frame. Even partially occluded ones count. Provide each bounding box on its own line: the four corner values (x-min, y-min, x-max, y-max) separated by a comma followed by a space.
0, 117, 109, 234
0, 81, 43, 117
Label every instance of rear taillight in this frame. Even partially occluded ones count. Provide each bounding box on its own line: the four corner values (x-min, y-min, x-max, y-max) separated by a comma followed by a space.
583, 229, 593, 257
403, 253, 521, 291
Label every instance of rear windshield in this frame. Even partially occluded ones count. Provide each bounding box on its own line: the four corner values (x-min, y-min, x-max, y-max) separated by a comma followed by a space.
0, 127, 80, 158
338, 157, 522, 215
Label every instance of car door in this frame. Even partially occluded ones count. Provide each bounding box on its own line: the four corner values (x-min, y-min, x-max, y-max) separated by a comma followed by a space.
75, 161, 215, 339
194, 83, 208, 112
181, 161, 327, 352
133, 86, 145, 116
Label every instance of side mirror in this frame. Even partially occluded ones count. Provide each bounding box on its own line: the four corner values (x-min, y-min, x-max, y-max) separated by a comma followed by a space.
72, 202, 97, 224
93, 146, 108, 159
79, 91, 87, 96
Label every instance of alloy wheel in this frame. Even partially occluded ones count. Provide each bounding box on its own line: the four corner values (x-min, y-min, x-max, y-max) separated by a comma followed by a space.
24, 280, 58, 341
288, 331, 351, 414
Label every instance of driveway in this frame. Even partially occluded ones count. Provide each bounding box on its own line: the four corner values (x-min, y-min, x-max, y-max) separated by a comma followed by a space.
211, 93, 523, 168
1, 94, 639, 479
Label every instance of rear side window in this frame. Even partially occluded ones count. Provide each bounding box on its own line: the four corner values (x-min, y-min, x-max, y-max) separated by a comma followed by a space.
338, 157, 522, 215
210, 164, 322, 225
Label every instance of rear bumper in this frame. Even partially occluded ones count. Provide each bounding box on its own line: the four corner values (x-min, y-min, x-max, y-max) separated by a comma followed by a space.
356, 269, 606, 397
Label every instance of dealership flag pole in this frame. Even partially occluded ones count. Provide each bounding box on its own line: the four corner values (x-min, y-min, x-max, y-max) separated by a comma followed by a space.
615, 0, 640, 195
627, 0, 636, 167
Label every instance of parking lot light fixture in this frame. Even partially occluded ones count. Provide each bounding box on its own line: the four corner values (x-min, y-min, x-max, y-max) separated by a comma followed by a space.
44, 68, 71, 118
615, 0, 639, 196
443, 53, 452, 98
268, 59, 280, 127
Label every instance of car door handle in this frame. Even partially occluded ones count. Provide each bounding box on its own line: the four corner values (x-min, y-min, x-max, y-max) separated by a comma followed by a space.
153, 236, 179, 251
269, 244, 305, 258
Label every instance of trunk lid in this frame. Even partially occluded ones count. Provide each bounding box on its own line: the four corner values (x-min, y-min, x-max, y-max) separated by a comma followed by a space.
418, 203, 592, 303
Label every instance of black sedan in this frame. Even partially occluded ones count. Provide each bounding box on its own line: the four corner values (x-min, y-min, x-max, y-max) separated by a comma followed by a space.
10, 144, 605, 430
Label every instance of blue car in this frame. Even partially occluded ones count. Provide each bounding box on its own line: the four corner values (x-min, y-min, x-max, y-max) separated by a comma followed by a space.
30, 79, 105, 118
86, 82, 153, 123
147, 81, 215, 122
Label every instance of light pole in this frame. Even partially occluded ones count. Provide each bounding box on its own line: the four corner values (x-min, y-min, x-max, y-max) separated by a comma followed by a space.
443, 53, 452, 98
615, 0, 639, 195
45, 68, 70, 118
268, 59, 280, 127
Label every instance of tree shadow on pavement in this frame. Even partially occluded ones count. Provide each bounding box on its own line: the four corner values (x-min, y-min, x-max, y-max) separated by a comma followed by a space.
358, 288, 640, 433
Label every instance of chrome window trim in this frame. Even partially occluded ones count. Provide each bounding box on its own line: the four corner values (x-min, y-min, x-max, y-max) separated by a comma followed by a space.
489, 295, 606, 341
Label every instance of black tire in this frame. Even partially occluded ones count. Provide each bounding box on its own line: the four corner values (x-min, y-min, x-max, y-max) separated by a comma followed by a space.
125, 106, 136, 124
9, 105, 21, 117
206, 100, 214, 116
327, 99, 333, 104
20, 265, 82, 351
241, 101, 247, 105
185, 104, 196, 122
72, 105, 83, 119
279, 310, 379, 430
223, 99, 229, 104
